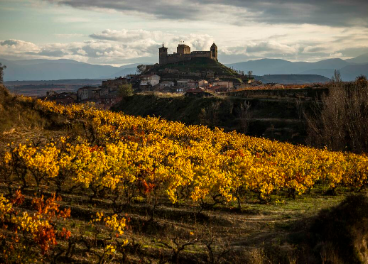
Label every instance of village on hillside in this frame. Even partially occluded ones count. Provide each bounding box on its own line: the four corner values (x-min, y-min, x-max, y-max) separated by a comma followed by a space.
41, 75, 258, 108
40, 43, 297, 108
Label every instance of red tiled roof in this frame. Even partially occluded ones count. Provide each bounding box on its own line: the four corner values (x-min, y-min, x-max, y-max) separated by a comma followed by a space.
186, 88, 205, 93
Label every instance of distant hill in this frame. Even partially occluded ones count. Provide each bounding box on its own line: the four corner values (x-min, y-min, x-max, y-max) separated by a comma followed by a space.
339, 63, 368, 81
309, 58, 349, 69
228, 59, 295, 75
1, 53, 368, 82
299, 63, 368, 81
346, 53, 368, 64
0, 58, 138, 81
227, 55, 368, 81
4, 79, 104, 86
256, 74, 330, 84
4, 79, 104, 97
108, 64, 141, 79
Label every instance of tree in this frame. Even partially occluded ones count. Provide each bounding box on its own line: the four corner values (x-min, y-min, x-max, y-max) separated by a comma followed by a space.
0, 63, 6, 84
306, 79, 368, 153
247, 70, 253, 79
331, 69, 342, 84
239, 101, 252, 134
118, 84, 133, 98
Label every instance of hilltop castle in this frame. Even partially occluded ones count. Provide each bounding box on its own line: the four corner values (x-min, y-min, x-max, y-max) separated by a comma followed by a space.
159, 42, 218, 65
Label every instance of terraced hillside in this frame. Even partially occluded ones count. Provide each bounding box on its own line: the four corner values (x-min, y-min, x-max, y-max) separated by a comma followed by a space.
0, 85, 367, 263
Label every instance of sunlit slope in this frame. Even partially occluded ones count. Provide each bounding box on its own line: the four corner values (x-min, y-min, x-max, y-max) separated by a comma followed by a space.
5, 98, 367, 206
0, 85, 49, 132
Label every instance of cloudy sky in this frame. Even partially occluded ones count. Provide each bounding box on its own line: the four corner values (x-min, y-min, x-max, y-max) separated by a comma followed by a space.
1, 0, 368, 65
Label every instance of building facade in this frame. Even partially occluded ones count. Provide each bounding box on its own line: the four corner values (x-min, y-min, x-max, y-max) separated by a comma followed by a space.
212, 81, 234, 89
140, 74, 160, 87
101, 77, 128, 89
159, 43, 218, 65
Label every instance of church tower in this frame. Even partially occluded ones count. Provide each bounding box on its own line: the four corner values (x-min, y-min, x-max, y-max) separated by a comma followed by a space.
210, 43, 218, 61
159, 44, 168, 65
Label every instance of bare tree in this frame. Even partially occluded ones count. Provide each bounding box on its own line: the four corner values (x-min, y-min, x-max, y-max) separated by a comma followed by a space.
306, 76, 368, 153
247, 70, 253, 80
0, 63, 6, 84
239, 101, 252, 134
331, 69, 342, 84
156, 235, 198, 264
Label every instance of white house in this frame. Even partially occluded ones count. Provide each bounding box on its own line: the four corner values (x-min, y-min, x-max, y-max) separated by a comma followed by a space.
140, 74, 160, 87
177, 79, 193, 87
159, 81, 175, 88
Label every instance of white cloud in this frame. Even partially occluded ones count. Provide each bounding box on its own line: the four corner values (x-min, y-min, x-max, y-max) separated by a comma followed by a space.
0, 30, 213, 65
90, 29, 162, 42
1, 25, 368, 65
0, 39, 40, 58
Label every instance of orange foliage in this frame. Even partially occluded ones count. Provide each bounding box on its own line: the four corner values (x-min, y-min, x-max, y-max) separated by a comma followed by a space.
34, 225, 58, 254
11, 190, 25, 205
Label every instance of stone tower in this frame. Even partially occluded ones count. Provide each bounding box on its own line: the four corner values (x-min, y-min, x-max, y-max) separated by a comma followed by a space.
159, 44, 168, 65
177, 43, 191, 55
210, 43, 218, 61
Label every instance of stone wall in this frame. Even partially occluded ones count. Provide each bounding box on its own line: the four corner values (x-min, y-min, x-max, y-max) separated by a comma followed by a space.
159, 44, 217, 65
163, 52, 213, 64
165, 54, 192, 64
191, 51, 212, 58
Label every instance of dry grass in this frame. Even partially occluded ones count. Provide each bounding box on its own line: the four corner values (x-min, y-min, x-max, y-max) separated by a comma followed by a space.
137, 91, 184, 98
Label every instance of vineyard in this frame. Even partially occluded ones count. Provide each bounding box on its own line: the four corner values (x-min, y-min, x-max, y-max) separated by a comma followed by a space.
0, 94, 368, 263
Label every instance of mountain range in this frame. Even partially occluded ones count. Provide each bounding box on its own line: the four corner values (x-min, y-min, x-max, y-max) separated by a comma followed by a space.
227, 53, 368, 81
1, 53, 368, 82
0, 58, 139, 81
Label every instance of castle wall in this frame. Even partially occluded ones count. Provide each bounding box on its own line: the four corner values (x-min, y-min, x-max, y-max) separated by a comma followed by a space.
162, 52, 213, 65
190, 51, 211, 58
166, 54, 192, 64
159, 55, 168, 65
159, 44, 217, 65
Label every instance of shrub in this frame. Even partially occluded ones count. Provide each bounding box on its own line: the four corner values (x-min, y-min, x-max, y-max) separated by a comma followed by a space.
118, 84, 134, 98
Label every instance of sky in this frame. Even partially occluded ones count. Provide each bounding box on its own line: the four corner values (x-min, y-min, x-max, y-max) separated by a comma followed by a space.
0, 0, 368, 66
